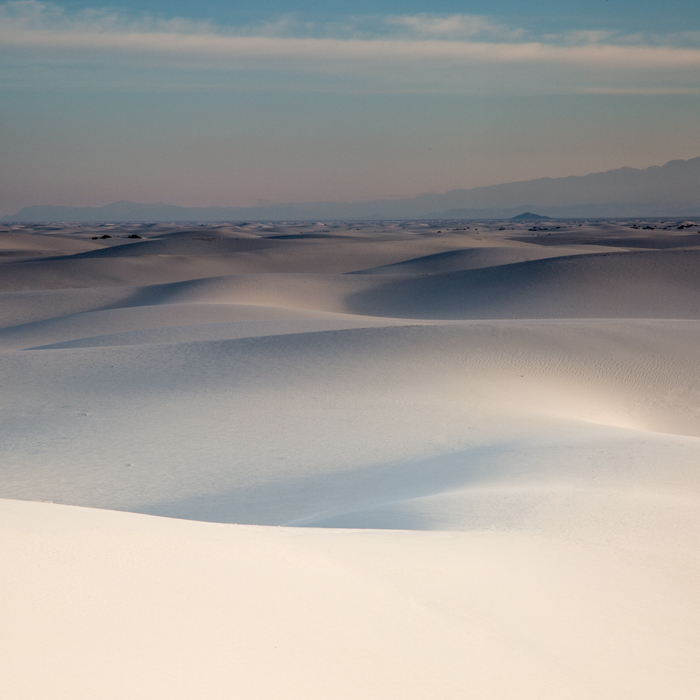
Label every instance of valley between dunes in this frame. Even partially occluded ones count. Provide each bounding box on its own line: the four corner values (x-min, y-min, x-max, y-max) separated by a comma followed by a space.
1, 219, 700, 699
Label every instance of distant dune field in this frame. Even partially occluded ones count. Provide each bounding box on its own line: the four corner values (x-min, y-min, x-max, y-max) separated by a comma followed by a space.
1, 219, 700, 699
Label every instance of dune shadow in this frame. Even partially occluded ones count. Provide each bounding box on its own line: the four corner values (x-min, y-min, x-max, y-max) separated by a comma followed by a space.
132, 443, 521, 527
343, 249, 700, 320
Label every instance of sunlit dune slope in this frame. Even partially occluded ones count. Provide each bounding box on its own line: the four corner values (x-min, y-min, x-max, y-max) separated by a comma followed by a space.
2, 499, 699, 700
1, 322, 699, 520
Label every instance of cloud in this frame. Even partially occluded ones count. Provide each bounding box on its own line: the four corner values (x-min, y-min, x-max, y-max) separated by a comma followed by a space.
1, 1, 699, 94
384, 13, 524, 41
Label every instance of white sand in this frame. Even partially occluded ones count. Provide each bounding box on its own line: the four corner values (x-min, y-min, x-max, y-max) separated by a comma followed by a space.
1, 220, 699, 698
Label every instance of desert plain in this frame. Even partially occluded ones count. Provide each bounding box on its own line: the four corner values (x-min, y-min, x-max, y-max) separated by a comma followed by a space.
1, 217, 700, 699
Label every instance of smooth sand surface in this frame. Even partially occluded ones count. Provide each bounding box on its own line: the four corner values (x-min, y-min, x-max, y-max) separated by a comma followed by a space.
1, 219, 700, 699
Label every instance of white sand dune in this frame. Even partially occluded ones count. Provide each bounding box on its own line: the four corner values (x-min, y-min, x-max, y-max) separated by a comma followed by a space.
348, 249, 700, 318
0, 230, 492, 290
2, 499, 699, 700
352, 243, 627, 274
1, 221, 699, 699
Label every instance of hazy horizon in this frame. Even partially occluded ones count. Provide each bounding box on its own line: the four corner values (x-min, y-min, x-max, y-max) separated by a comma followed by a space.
1, 0, 699, 216
5, 155, 699, 221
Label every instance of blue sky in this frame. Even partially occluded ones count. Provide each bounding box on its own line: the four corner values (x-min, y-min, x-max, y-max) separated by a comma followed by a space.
42, 0, 700, 34
1, 0, 699, 214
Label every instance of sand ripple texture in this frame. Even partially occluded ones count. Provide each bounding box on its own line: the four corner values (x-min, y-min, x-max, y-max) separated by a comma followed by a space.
1, 220, 700, 700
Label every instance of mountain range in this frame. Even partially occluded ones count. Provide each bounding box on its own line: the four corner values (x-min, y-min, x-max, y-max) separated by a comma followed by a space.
4, 157, 700, 222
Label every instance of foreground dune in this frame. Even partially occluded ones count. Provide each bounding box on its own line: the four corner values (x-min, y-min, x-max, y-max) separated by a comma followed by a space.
1, 219, 699, 698
3, 499, 699, 700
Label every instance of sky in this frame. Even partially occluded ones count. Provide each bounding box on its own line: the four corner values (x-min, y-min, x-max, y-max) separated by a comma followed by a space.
1, 0, 699, 215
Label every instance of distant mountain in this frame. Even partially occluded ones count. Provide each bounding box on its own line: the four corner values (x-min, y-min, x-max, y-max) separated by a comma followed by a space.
510, 212, 551, 220
4, 157, 700, 222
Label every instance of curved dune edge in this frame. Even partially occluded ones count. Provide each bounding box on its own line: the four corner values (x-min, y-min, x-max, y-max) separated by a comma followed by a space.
2, 321, 699, 514
2, 499, 699, 700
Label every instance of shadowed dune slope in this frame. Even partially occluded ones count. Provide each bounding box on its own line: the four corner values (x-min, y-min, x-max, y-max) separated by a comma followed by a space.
4, 246, 691, 335
63, 236, 281, 258
351, 244, 626, 274
0, 235, 487, 289
515, 231, 700, 249
0, 230, 102, 257
0, 303, 406, 351
347, 249, 700, 318
1, 322, 699, 522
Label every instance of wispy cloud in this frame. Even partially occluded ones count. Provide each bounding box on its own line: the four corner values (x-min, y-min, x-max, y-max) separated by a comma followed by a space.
384, 13, 525, 41
1, 1, 699, 94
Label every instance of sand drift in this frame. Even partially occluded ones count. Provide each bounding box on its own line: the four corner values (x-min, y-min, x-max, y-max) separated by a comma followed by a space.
1, 219, 700, 699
